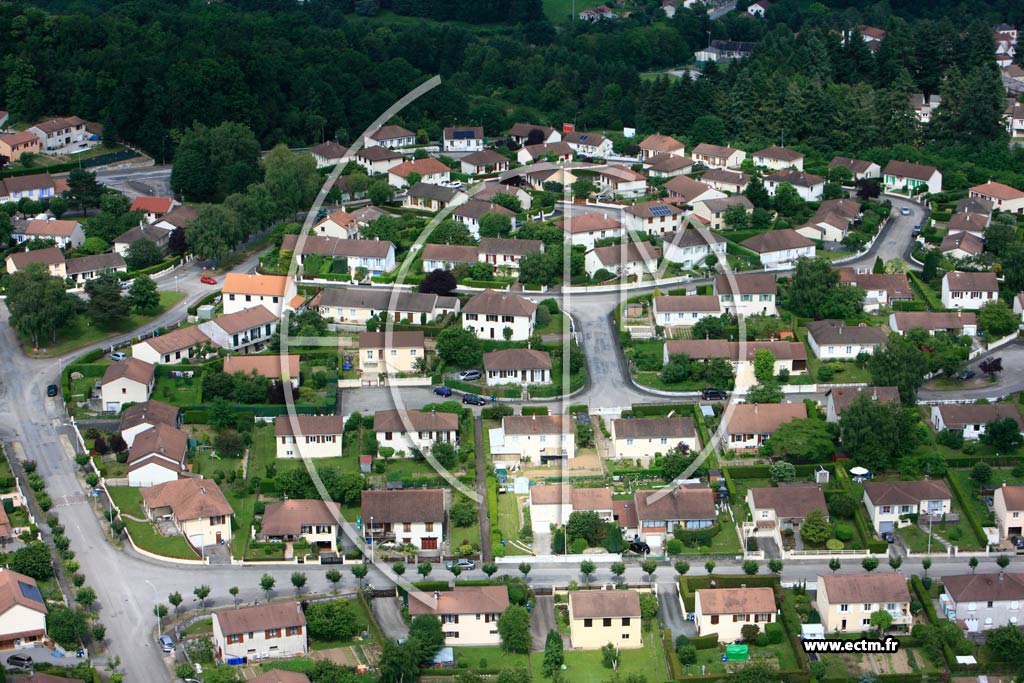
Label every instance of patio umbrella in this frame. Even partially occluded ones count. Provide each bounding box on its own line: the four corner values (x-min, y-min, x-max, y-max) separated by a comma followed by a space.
849, 466, 869, 476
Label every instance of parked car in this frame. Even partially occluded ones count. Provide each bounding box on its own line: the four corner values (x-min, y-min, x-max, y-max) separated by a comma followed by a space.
159, 635, 175, 653
956, 369, 976, 381
627, 541, 651, 555
701, 388, 727, 401
446, 559, 476, 571
900, 207, 912, 216
462, 394, 487, 406
109, 351, 127, 362
200, 275, 217, 285
882, 532, 896, 544
6, 654, 32, 668
46, 384, 58, 397
433, 386, 453, 397
458, 369, 482, 381
1012, 536, 1024, 550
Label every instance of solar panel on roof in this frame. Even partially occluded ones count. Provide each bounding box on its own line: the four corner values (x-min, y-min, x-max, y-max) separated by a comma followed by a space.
453, 130, 475, 139
18, 581, 42, 605
648, 205, 673, 217
579, 135, 589, 141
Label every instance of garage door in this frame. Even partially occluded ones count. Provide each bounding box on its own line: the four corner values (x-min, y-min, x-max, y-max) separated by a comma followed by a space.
878, 521, 894, 533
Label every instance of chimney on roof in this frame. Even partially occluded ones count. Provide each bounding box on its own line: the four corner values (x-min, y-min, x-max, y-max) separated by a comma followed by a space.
754, 404, 758, 413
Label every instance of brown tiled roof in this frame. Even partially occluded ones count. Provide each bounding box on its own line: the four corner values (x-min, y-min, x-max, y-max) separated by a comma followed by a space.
463, 290, 537, 317
205, 307, 277, 335
114, 223, 168, 247
725, 403, 807, 435
572, 487, 613, 511
891, 311, 977, 331
806, 320, 887, 346
0, 569, 47, 616
765, 170, 824, 188
613, 499, 639, 528
942, 572, 1024, 603
247, 670, 311, 683
943, 270, 998, 292
715, 272, 777, 295
409, 585, 509, 616
663, 229, 726, 249
483, 348, 552, 371
359, 330, 425, 349
25, 219, 80, 237
530, 483, 572, 505
370, 125, 414, 141
755, 146, 804, 162
600, 165, 647, 183
452, 200, 516, 221
10, 673, 69, 683
829, 156, 877, 175
741, 229, 815, 254
128, 424, 188, 469
223, 273, 290, 297
361, 489, 445, 523
130, 196, 175, 213
102, 358, 155, 386
846, 273, 912, 300
215, 601, 305, 636
590, 241, 660, 266
559, 213, 622, 234
390, 158, 450, 179
421, 243, 480, 264
645, 154, 694, 173
462, 150, 509, 166
696, 587, 776, 615
408, 182, 463, 202
818, 198, 862, 219
634, 486, 716, 522
639, 134, 685, 153
65, 252, 126, 275
701, 169, 749, 185
0, 173, 56, 194
859, 25, 886, 39
564, 130, 609, 147
883, 160, 939, 181
998, 485, 1024, 510
947, 213, 987, 233
158, 205, 198, 228
957, 197, 994, 216
509, 123, 557, 139
941, 231, 984, 255
223, 354, 300, 379
693, 143, 740, 159
6, 247, 64, 270
0, 130, 39, 147
522, 141, 574, 159
31, 116, 85, 134
654, 295, 721, 312
664, 176, 714, 202
970, 181, 1024, 201
826, 387, 900, 416
820, 573, 910, 604
570, 590, 641, 619
119, 400, 180, 432
139, 325, 210, 355
261, 499, 340, 536
356, 146, 403, 162
503, 414, 572, 435
374, 409, 459, 433
274, 414, 345, 436
316, 287, 449, 313
309, 141, 349, 159
749, 483, 826, 519
664, 340, 806, 362
613, 417, 695, 440
863, 480, 951, 506
480, 237, 544, 257
141, 478, 233, 521
936, 403, 1023, 430
699, 196, 753, 213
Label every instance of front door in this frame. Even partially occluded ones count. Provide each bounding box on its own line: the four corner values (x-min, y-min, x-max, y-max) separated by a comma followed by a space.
216, 531, 222, 544
841, 619, 847, 631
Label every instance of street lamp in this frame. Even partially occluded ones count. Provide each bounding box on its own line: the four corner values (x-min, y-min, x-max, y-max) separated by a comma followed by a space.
144, 579, 161, 638
369, 515, 374, 565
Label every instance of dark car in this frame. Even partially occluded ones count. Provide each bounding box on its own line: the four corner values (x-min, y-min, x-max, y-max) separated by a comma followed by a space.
956, 369, 976, 381
701, 388, 727, 401
433, 386, 453, 397
882, 532, 896, 544
46, 384, 58, 397
1014, 536, 1024, 550
6, 654, 32, 668
462, 394, 487, 406
628, 541, 651, 555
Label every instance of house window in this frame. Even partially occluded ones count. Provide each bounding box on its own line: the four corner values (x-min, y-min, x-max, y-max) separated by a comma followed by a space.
404, 523, 412, 532
245, 295, 252, 302
266, 628, 280, 639
863, 604, 871, 611
210, 516, 225, 525
710, 615, 719, 624
839, 604, 849, 612
881, 506, 892, 514
886, 603, 897, 611
603, 618, 612, 627
622, 618, 631, 626
584, 619, 593, 627
988, 601, 994, 608
425, 523, 434, 532
227, 634, 244, 644
968, 602, 977, 611
287, 626, 301, 636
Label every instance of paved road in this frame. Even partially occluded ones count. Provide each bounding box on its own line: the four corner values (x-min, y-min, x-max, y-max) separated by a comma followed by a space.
95, 165, 173, 199
371, 597, 409, 640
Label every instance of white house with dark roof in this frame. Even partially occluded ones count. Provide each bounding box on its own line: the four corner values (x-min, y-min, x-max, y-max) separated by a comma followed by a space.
308, 141, 349, 168
275, 415, 345, 459
714, 272, 777, 316
314, 287, 459, 325
596, 166, 648, 197
364, 125, 415, 149
691, 195, 753, 230
221, 273, 296, 317
753, 146, 804, 171
279, 234, 396, 277
763, 170, 825, 201
404, 182, 468, 211
638, 134, 686, 159
691, 143, 746, 169
409, 586, 509, 646
198, 307, 278, 354
970, 181, 1024, 214
113, 223, 170, 257
610, 416, 697, 461
652, 295, 721, 326
862, 480, 952, 533
28, 116, 87, 153
633, 485, 716, 547
374, 409, 459, 455
941, 572, 1024, 632
354, 146, 404, 174
65, 252, 127, 284
584, 241, 660, 278
740, 229, 816, 268
828, 157, 881, 180
131, 326, 212, 365
483, 348, 552, 386
421, 243, 481, 272
387, 158, 451, 188
664, 175, 725, 205
442, 126, 484, 152
931, 403, 1023, 441
563, 130, 613, 158
559, 213, 624, 250
212, 601, 307, 662
662, 229, 727, 267
259, 499, 340, 552
724, 403, 807, 450
622, 200, 685, 235
941, 271, 999, 310
462, 290, 537, 341
311, 208, 358, 239
644, 153, 694, 178
824, 386, 900, 423
489, 415, 575, 464
747, 483, 827, 540
806, 320, 887, 360
508, 123, 560, 146
451, 200, 516, 238
100, 358, 155, 412
4, 246, 66, 278
836, 269, 913, 312
17, 219, 84, 249
479, 237, 543, 272
361, 488, 446, 551
127, 424, 190, 487
693, 587, 776, 642
119, 400, 181, 448
0, 568, 48, 650
888, 310, 977, 336
460, 150, 510, 175
701, 169, 749, 193
883, 160, 943, 194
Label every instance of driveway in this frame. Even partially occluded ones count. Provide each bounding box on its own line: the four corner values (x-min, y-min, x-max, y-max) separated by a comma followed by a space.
371, 597, 409, 640
530, 595, 558, 651
657, 583, 693, 640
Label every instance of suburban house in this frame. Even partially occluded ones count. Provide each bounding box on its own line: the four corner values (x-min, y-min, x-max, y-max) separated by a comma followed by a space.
421, 243, 481, 272
596, 166, 648, 197
859, 24, 886, 46
910, 93, 942, 123
824, 386, 900, 423
940, 271, 999, 310
480, 237, 544, 272
693, 587, 777, 642
621, 200, 685, 235
359, 330, 425, 376
213, 602, 307, 662
126, 424, 189, 487
408, 586, 509, 646
725, 403, 808, 450
374, 409, 459, 455
223, 354, 300, 388
508, 123, 560, 146
714, 273, 778, 316
28, 116, 87, 153
861, 480, 952, 534
691, 196, 754, 230
364, 124, 415, 149
888, 310, 978, 336
355, 146, 403, 174
763, 170, 825, 201
664, 175, 725, 205
563, 130, 613, 157
638, 134, 686, 159
0, 130, 40, 164
947, 212, 988, 236
969, 180, 1024, 214
5, 247, 66, 278
17, 219, 84, 249
644, 153, 694, 178
584, 241, 660, 279
100, 358, 155, 413
198, 307, 278, 354
836, 270, 912, 311
828, 156, 881, 180
258, 499, 341, 553
489, 415, 575, 465
152, 205, 198, 232
931, 404, 1023, 440
633, 485, 717, 547
119, 400, 181, 448
482, 348, 552, 386
274, 415, 345, 459
474, 181, 532, 210
451, 201, 516, 239
883, 160, 943, 194
661, 229, 727, 268
221, 273, 296, 317
560, 213, 623, 250
140, 478, 233, 549
568, 590, 642, 650
701, 169, 750, 193
747, 0, 770, 16
0, 569, 47, 650
995, 484, 1024, 540
65, 252, 127, 284
280, 234, 396, 277
442, 126, 484, 152
941, 231, 985, 259
129, 196, 178, 224
610, 416, 697, 461
695, 40, 756, 62
528, 484, 613, 534
739, 229, 816, 268
113, 223, 170, 257
661, 340, 807, 387
361, 488, 446, 551
747, 483, 827, 536
131, 326, 211, 365
753, 146, 804, 171
806, 320, 887, 360
462, 290, 537, 341
313, 288, 458, 324
817, 573, 912, 634
517, 141, 574, 164
308, 141, 348, 168
691, 143, 746, 169
311, 208, 358, 239
460, 150, 510, 175
0, 173, 63, 204
404, 182, 468, 211
652, 295, 721, 326
941, 572, 1024, 633
388, 158, 451, 188
958, 196, 994, 217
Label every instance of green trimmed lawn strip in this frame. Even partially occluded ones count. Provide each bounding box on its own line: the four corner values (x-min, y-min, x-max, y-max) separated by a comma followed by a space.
529, 632, 667, 682
677, 510, 742, 556
453, 645, 527, 670
107, 486, 144, 516
123, 518, 198, 559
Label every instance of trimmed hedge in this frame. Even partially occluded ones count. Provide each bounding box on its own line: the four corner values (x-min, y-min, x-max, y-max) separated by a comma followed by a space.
664, 628, 683, 679
944, 470, 989, 548
689, 633, 719, 650
188, 291, 223, 316
723, 465, 772, 479
908, 272, 946, 311
121, 256, 182, 280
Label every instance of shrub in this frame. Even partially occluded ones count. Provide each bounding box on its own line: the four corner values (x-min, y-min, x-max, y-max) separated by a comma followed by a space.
817, 364, 835, 381
937, 429, 964, 449
765, 622, 784, 644
826, 539, 844, 550
833, 524, 854, 542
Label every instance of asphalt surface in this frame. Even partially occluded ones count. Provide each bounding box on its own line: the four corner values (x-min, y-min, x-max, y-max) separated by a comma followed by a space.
530, 595, 558, 651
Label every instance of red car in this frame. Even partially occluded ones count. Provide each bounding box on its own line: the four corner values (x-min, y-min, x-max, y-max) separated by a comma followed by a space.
200, 276, 217, 285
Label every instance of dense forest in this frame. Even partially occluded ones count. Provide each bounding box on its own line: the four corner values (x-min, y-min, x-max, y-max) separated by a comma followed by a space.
2, 0, 1024, 188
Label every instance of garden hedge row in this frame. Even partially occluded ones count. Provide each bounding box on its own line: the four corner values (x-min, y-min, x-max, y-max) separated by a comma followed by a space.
943, 470, 989, 548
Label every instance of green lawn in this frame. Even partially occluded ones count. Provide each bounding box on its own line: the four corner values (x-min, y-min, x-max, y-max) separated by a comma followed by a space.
107, 486, 144, 516
180, 617, 212, 637
309, 597, 372, 650
23, 291, 186, 357
897, 524, 936, 554
123, 519, 199, 559
687, 640, 797, 675
495, 493, 531, 555
453, 646, 528, 671
529, 630, 668, 682
151, 371, 203, 406
678, 510, 743, 557
535, 312, 569, 337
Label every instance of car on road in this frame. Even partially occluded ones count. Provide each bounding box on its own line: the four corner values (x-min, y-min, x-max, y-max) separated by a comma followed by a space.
462, 394, 487, 406
446, 559, 476, 571
109, 351, 127, 362
956, 369, 976, 381
200, 275, 217, 285
458, 369, 482, 381
900, 207, 912, 216
159, 635, 175, 653
433, 386, 453, 397
701, 388, 727, 401
627, 541, 651, 555
46, 384, 58, 397
6, 654, 32, 668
